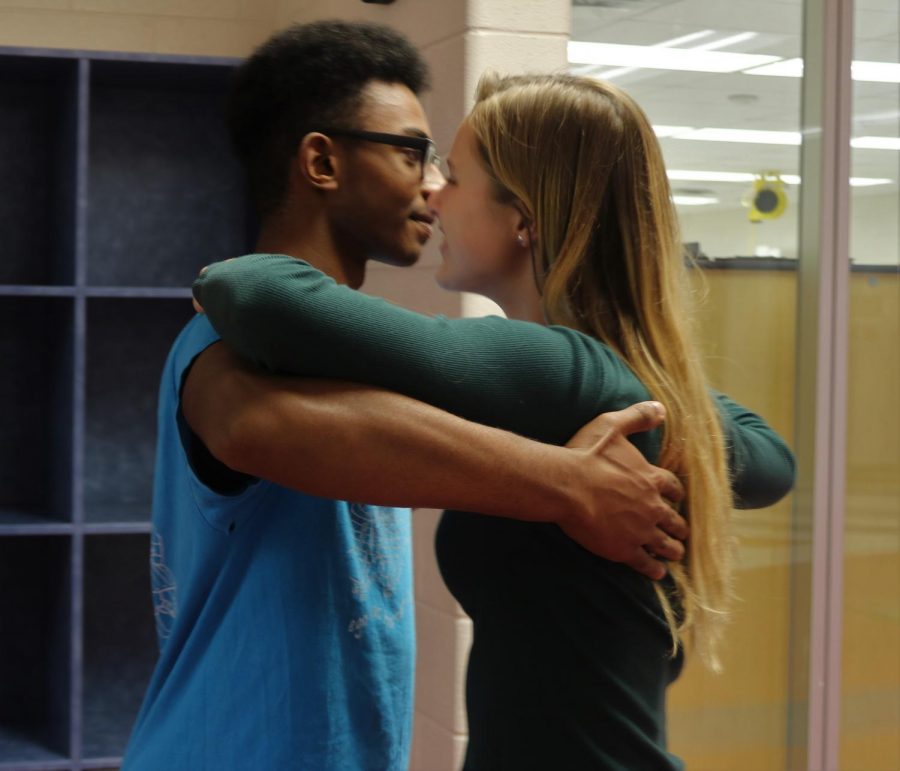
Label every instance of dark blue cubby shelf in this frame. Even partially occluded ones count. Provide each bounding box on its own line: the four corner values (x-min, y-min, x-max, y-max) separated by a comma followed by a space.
0, 55, 78, 287
0, 537, 70, 766
84, 298, 195, 525
86, 60, 249, 288
0, 296, 74, 529
0, 46, 250, 770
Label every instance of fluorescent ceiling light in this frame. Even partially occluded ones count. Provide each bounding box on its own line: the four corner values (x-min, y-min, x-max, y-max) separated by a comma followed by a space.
653, 125, 693, 138
673, 195, 719, 206
852, 136, 900, 150
568, 41, 780, 73
589, 30, 716, 80
568, 34, 900, 84
743, 58, 804, 77
676, 128, 802, 145
850, 177, 893, 186
666, 170, 892, 187
663, 30, 718, 47
851, 61, 900, 83
744, 58, 900, 84
693, 31, 758, 52
657, 126, 900, 152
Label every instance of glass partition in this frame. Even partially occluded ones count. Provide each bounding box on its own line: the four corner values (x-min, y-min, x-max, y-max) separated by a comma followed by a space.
841, 2, 899, 768
569, 2, 805, 767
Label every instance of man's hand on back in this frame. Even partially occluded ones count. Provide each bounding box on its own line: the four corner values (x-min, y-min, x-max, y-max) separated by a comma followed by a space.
558, 402, 687, 581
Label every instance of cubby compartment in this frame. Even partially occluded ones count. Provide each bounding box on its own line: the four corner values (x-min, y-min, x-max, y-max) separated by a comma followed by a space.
0, 296, 74, 527
86, 59, 251, 288
82, 534, 157, 762
0, 536, 71, 764
84, 298, 195, 524
0, 54, 78, 287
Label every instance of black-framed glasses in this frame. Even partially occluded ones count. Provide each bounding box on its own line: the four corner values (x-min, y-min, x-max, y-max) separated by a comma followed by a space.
321, 128, 441, 180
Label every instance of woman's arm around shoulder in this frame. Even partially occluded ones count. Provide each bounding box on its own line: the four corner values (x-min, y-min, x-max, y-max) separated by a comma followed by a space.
193, 253, 623, 443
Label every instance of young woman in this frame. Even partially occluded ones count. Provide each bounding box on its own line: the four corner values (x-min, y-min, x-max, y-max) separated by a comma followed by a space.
193, 74, 795, 770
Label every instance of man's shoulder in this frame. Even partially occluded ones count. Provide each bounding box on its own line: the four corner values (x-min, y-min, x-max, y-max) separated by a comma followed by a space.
157, 315, 221, 423
171, 314, 220, 357
164, 315, 220, 383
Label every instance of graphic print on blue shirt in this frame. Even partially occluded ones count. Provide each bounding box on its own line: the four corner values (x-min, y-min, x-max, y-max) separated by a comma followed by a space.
347, 503, 411, 639
149, 528, 177, 644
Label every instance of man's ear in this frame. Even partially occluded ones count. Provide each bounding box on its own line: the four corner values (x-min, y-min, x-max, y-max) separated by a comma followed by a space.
297, 133, 340, 191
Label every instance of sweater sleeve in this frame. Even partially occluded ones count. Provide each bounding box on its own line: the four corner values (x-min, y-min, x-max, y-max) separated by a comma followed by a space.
194, 253, 795, 507
194, 254, 634, 447
713, 392, 796, 509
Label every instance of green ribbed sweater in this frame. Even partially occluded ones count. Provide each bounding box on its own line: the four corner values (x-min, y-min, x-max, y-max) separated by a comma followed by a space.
194, 254, 796, 771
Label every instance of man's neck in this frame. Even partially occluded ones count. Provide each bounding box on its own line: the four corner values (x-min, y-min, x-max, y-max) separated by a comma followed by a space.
254, 215, 367, 289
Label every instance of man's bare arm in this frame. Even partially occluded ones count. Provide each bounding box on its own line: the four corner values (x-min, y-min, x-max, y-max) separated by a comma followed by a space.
183, 343, 686, 580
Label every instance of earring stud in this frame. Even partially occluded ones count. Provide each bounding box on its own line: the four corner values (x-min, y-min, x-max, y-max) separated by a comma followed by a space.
517, 234, 527, 247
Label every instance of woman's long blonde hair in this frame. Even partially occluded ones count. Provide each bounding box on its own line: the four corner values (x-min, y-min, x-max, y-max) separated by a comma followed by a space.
469, 72, 734, 670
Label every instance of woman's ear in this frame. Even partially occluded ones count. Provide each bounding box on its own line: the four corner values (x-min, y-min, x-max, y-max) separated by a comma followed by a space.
297, 133, 340, 191
513, 203, 535, 248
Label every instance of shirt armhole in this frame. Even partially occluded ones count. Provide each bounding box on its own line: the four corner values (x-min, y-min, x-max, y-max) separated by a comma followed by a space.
176, 343, 257, 496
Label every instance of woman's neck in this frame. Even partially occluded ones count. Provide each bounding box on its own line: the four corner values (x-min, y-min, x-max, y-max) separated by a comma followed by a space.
492, 278, 546, 325
500, 297, 546, 324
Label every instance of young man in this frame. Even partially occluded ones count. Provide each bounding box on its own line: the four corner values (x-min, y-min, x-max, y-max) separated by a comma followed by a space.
122, 22, 685, 771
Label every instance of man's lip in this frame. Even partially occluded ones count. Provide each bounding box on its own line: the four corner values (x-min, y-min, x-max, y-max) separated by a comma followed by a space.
410, 212, 435, 225
412, 218, 433, 241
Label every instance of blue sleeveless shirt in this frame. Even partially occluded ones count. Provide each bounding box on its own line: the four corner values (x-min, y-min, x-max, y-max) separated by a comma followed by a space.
123, 315, 415, 771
